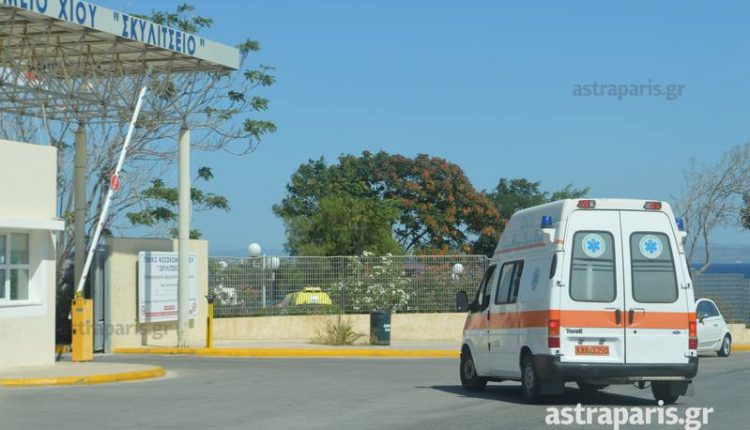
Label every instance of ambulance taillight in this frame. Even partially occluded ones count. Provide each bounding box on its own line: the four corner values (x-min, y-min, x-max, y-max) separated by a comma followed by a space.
688, 321, 698, 350
548, 319, 560, 348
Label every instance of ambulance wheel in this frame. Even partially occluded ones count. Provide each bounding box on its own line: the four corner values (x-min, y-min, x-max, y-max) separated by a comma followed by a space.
576, 382, 609, 394
651, 382, 680, 405
460, 348, 487, 391
521, 354, 542, 403
717, 335, 731, 357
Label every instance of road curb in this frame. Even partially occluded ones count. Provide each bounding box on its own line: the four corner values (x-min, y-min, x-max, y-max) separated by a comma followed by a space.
114, 347, 459, 359
0, 366, 166, 387
734, 344, 750, 352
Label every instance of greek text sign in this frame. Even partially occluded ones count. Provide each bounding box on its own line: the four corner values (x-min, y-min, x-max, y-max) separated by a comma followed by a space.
138, 251, 198, 323
1, 0, 239, 70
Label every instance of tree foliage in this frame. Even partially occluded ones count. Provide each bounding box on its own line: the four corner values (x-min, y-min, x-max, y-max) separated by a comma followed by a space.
274, 151, 500, 255
677, 143, 750, 275
486, 178, 590, 221
284, 194, 402, 256
126, 166, 230, 239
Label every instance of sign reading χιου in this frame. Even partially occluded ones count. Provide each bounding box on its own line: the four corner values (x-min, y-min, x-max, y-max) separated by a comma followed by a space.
0, 0, 239, 69
138, 251, 198, 323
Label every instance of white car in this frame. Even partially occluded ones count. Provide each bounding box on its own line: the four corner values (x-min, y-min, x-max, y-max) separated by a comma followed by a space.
695, 298, 732, 357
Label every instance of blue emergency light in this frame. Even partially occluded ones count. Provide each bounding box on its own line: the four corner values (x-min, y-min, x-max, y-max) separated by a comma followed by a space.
675, 218, 685, 232
541, 215, 553, 229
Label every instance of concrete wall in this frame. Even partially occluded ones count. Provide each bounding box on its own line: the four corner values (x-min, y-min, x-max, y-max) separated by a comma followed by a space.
215, 315, 750, 346
729, 324, 750, 345
0, 139, 58, 371
106, 238, 208, 349
214, 313, 467, 343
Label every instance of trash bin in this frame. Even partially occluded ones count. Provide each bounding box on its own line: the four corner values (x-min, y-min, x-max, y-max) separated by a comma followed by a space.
370, 310, 391, 346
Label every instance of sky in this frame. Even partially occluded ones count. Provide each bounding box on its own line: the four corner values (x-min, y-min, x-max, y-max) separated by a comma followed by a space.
97, 0, 750, 256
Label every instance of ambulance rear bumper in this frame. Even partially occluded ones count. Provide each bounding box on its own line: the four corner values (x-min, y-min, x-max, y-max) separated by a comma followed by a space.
534, 355, 699, 383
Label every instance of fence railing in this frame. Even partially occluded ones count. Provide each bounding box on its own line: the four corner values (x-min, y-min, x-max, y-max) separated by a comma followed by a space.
208, 255, 489, 317
208, 254, 750, 324
693, 273, 750, 324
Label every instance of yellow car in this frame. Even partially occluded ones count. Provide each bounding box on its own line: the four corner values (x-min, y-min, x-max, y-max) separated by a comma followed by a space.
280, 287, 333, 307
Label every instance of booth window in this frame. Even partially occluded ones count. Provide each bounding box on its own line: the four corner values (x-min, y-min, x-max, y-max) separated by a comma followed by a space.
0, 233, 30, 301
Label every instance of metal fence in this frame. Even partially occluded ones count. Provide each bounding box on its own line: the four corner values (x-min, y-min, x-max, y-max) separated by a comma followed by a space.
693, 273, 750, 324
208, 255, 750, 323
208, 255, 489, 317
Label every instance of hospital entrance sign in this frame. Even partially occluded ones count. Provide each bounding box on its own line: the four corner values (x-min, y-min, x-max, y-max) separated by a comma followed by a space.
138, 252, 198, 323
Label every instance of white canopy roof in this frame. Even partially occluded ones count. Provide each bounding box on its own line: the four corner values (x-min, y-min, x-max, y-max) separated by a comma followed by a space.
0, 1, 241, 122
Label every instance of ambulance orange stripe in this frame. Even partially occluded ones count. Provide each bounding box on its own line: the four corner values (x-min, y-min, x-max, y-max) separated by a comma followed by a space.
463, 309, 692, 331
558, 310, 620, 328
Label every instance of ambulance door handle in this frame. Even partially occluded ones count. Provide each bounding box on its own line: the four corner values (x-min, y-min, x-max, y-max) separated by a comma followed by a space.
607, 308, 621, 325
628, 308, 645, 325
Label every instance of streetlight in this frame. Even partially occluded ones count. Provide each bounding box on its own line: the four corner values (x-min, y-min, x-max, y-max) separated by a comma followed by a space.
247, 243, 281, 308
248, 243, 262, 258
452, 263, 464, 281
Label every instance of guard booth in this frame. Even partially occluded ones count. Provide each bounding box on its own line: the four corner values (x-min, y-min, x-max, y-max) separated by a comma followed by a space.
0, 1, 239, 366
0, 139, 64, 371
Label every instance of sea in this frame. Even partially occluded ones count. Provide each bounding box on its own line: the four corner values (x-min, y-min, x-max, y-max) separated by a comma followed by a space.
696, 263, 750, 278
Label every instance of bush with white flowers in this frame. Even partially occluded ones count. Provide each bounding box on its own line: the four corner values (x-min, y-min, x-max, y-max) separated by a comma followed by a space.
332, 251, 411, 312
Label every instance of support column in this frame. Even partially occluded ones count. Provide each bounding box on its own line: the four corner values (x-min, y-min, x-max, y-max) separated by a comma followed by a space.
178, 125, 191, 347
74, 124, 87, 290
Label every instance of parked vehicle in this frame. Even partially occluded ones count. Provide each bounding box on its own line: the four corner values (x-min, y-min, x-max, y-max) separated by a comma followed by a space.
695, 298, 731, 357
456, 199, 698, 404
279, 286, 333, 307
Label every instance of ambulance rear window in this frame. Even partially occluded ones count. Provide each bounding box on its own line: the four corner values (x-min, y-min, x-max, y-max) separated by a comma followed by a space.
630, 232, 678, 303
569, 231, 616, 302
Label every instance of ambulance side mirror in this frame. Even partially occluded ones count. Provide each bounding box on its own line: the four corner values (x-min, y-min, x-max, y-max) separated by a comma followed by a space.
456, 291, 469, 312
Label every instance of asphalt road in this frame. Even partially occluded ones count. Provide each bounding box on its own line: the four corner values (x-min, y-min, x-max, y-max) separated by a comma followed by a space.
1, 353, 748, 430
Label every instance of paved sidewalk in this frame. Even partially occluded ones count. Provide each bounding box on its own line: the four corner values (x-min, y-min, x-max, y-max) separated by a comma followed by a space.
0, 360, 165, 387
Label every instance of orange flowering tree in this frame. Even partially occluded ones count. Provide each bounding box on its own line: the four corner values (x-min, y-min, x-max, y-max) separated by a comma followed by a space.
274, 151, 501, 256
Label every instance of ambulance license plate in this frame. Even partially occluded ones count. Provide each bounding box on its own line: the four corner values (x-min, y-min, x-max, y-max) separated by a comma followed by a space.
575, 345, 609, 356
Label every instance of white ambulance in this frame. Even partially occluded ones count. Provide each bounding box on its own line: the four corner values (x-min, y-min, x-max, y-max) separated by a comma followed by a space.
456, 199, 698, 404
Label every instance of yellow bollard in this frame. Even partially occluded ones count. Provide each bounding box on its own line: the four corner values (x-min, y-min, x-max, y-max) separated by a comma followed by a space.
206, 301, 214, 349
71, 296, 93, 362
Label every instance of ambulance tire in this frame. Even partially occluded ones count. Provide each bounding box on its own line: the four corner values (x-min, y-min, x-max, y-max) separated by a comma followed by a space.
717, 335, 731, 357
576, 382, 609, 394
521, 354, 542, 403
651, 382, 680, 405
460, 348, 487, 391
